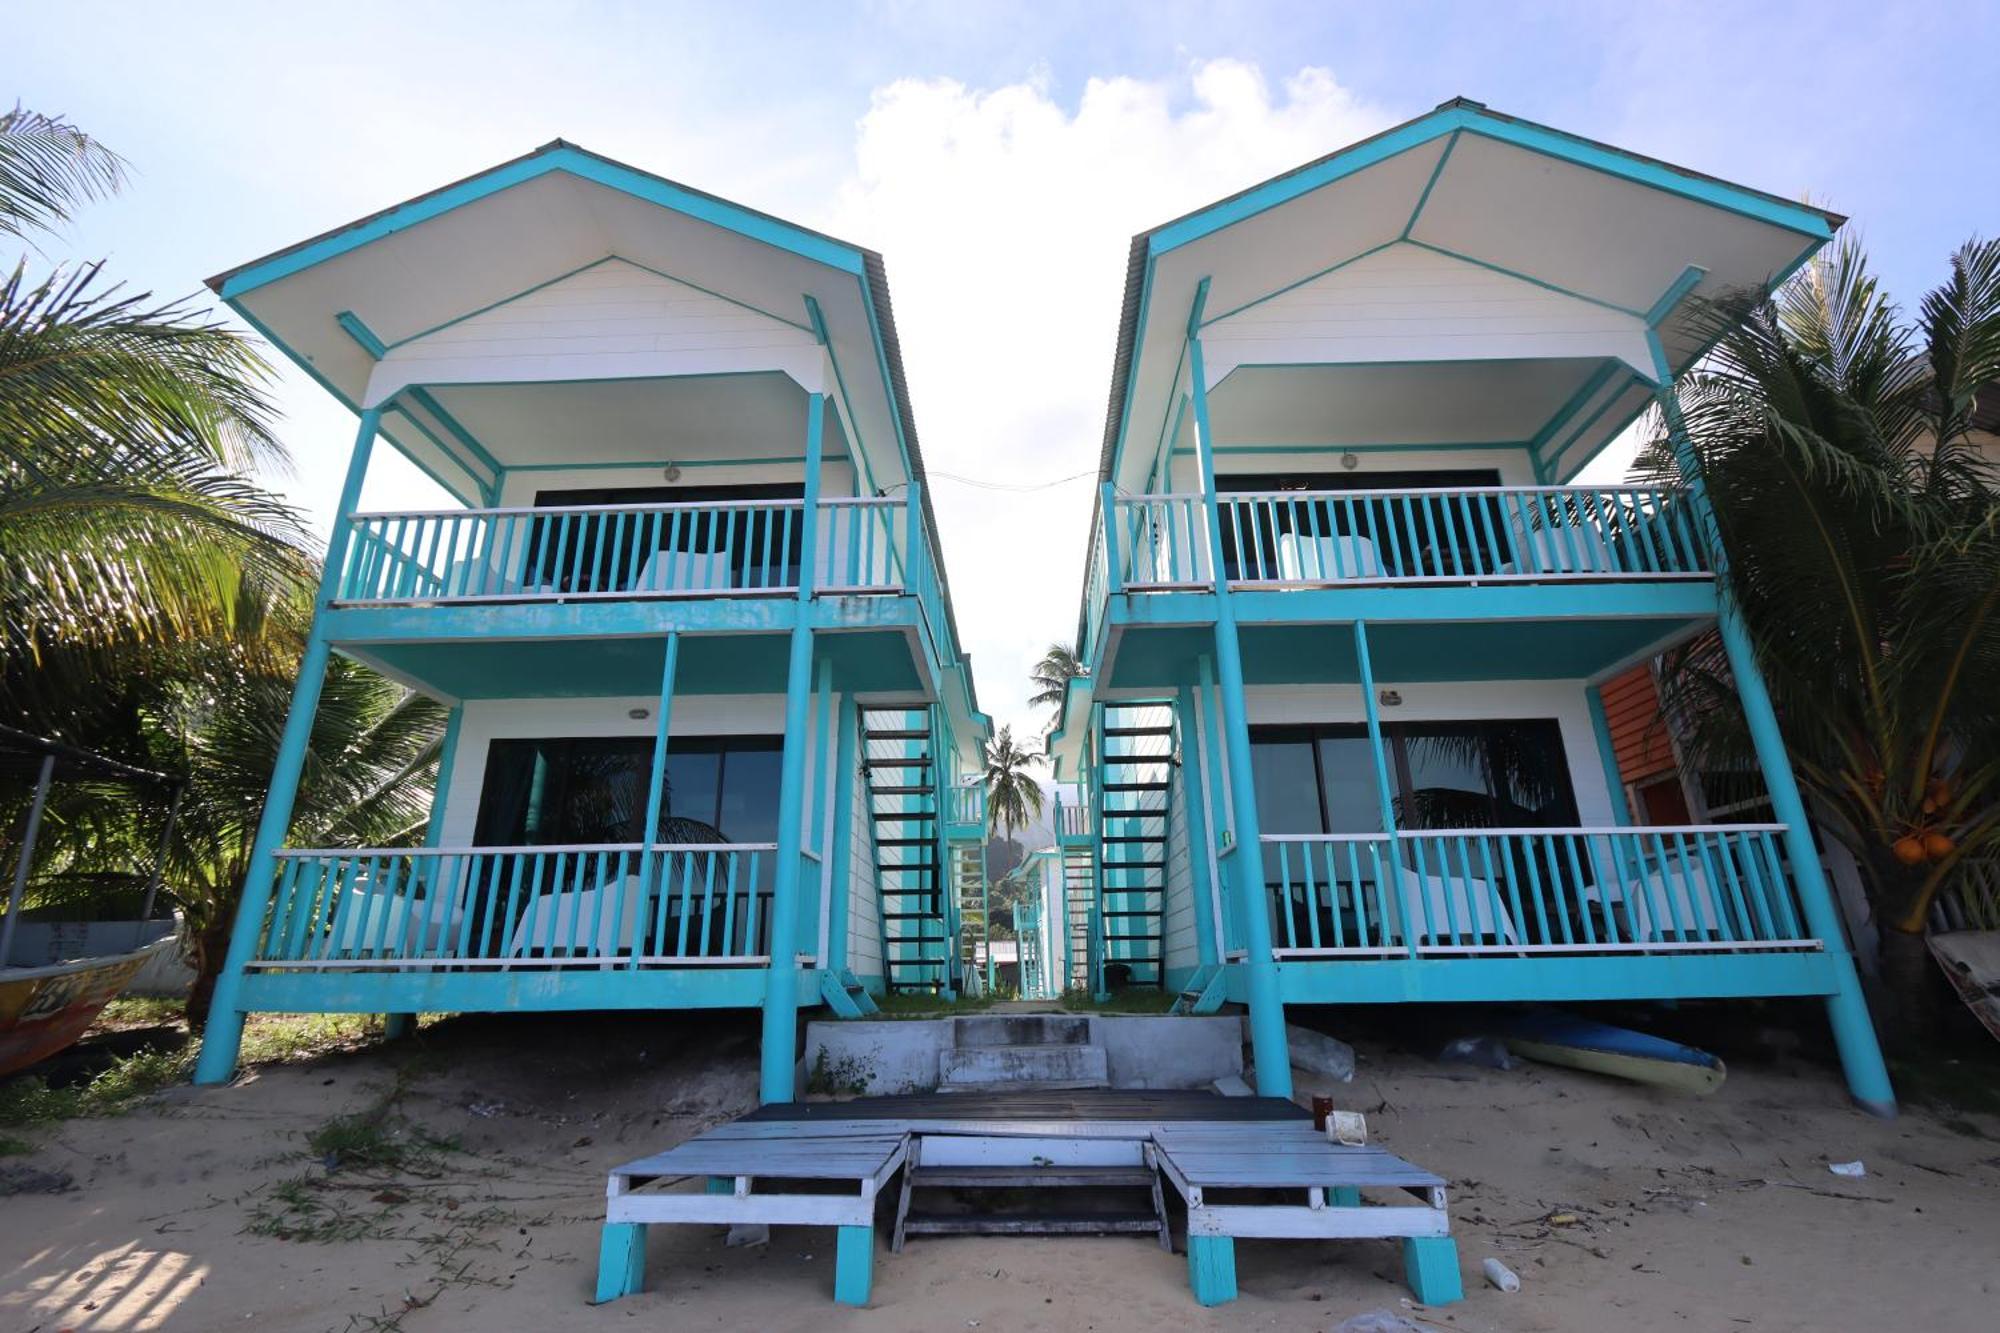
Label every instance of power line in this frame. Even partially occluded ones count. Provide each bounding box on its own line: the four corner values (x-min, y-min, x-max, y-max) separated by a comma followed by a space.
920, 468, 1098, 493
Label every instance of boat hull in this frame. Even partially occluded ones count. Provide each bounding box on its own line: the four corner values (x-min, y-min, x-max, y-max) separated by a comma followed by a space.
0, 939, 173, 1078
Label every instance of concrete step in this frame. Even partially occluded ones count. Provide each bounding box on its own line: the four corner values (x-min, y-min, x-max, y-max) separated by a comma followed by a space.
952, 1013, 1091, 1048
938, 1041, 1110, 1090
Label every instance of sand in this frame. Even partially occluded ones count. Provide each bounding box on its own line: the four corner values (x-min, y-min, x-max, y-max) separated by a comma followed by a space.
2, 1010, 1996, 1332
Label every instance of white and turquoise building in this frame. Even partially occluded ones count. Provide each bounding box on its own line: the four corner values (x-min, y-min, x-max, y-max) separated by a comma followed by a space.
1045, 99, 1895, 1114
192, 143, 991, 1099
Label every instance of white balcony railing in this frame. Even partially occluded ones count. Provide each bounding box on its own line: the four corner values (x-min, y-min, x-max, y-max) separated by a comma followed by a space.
251, 844, 786, 969
1256, 825, 1817, 959
334, 497, 906, 605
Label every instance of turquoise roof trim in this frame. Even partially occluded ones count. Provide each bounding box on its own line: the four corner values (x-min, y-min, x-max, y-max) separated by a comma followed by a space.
210, 141, 863, 300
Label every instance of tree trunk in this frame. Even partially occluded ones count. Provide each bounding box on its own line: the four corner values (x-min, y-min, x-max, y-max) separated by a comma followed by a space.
183, 921, 232, 1030
1876, 924, 1941, 1053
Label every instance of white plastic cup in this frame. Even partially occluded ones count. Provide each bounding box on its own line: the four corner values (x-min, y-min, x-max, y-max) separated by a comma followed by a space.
1326, 1110, 1368, 1146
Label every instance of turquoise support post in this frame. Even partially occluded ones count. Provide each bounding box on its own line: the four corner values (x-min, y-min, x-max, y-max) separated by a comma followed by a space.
1648, 336, 1895, 1117
1331, 1185, 1361, 1207
1354, 621, 1413, 958
1402, 1236, 1464, 1305
631, 635, 680, 971
825, 693, 859, 976
423, 706, 463, 848
760, 393, 825, 1103
833, 1223, 874, 1305
981, 838, 996, 992
1585, 683, 1635, 824
1186, 1235, 1238, 1305
1187, 290, 1291, 1099
388, 703, 464, 1040
1175, 683, 1220, 967
594, 1222, 648, 1302
194, 407, 382, 1085
809, 656, 834, 966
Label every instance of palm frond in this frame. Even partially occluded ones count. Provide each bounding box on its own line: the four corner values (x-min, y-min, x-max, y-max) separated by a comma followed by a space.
0, 106, 125, 241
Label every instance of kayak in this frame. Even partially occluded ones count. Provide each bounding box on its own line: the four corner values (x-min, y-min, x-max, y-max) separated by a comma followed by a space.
1493, 1008, 1727, 1095
0, 931, 176, 1078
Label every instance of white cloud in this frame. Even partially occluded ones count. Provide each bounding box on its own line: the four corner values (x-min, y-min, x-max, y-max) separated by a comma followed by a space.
821, 60, 1390, 737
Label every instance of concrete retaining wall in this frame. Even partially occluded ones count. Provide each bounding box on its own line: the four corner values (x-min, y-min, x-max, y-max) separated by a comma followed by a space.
801, 1013, 1245, 1095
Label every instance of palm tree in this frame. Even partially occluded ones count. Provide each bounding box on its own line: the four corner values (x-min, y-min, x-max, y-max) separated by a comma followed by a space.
1642, 235, 2000, 1037
0, 109, 446, 1021
1029, 642, 1083, 710
0, 107, 310, 723
984, 724, 1046, 843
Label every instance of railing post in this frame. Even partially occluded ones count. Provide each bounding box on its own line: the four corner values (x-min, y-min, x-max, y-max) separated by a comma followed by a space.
195, 405, 382, 1085
1647, 335, 1894, 1116
1354, 620, 1414, 958
760, 392, 824, 1104
1585, 684, 1634, 825
1186, 289, 1291, 1098
1101, 483, 1123, 595
631, 634, 679, 970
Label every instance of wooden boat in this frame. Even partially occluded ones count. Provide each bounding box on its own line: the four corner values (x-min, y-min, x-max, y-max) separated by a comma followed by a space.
1492, 1008, 1727, 1095
0, 926, 176, 1077
2, 725, 186, 1079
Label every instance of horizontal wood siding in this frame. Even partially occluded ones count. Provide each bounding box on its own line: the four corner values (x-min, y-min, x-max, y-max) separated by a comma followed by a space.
1601, 665, 1676, 785
1162, 768, 1200, 976
845, 716, 883, 980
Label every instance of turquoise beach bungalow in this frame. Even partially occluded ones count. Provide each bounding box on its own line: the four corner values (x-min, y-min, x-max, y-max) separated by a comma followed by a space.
1046, 99, 1896, 1115
192, 143, 991, 1100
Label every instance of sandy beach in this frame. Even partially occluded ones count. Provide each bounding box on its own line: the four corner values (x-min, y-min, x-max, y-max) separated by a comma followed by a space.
2, 1009, 1995, 1333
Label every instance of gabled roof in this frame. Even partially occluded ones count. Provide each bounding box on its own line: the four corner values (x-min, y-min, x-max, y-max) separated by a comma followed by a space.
1098, 98, 1843, 483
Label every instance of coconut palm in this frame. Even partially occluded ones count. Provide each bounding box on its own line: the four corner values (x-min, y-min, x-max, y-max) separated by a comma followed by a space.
0, 108, 445, 1021
1028, 641, 1083, 712
0, 106, 309, 718
1641, 236, 2000, 1035
984, 724, 1046, 843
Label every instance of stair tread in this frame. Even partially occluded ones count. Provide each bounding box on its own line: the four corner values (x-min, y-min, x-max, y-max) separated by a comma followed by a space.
910, 1167, 1157, 1188
902, 1213, 1161, 1235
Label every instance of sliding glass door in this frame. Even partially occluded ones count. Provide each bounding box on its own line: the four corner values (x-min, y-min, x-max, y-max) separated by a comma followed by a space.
1252, 718, 1581, 944
472, 733, 784, 954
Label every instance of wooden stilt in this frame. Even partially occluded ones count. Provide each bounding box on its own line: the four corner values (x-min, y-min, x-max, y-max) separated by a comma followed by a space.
594, 1222, 647, 1302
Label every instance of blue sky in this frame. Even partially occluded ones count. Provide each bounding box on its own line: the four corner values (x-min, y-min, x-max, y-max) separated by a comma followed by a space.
13, 1, 1997, 732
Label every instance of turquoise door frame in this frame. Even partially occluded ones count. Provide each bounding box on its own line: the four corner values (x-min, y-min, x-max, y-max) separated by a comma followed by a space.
1186, 280, 1292, 1099
195, 406, 383, 1085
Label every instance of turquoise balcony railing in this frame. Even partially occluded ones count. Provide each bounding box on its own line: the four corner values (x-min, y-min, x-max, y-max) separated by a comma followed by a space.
1092, 482, 1705, 620
1255, 825, 1816, 958
253, 843, 779, 968
948, 783, 986, 828
335, 497, 910, 605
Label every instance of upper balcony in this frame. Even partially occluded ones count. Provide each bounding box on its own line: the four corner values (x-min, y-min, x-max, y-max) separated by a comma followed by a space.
1080, 480, 1719, 690
204, 141, 982, 719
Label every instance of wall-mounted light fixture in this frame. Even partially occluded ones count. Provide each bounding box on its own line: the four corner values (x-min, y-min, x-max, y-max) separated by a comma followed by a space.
661, 462, 682, 483
1377, 689, 1402, 707
628, 707, 650, 721
1340, 451, 1360, 471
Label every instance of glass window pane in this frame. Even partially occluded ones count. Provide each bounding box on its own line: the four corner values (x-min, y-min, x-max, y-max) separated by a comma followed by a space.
660, 749, 722, 841
1397, 724, 1492, 829
1250, 732, 1322, 835
1315, 732, 1383, 833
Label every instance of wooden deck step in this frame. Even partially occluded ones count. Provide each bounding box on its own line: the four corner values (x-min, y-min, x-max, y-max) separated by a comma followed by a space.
910, 1166, 1157, 1189
901, 1212, 1163, 1237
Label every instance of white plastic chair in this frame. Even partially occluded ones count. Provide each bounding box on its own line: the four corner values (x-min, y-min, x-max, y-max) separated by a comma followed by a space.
636, 546, 736, 594
1504, 513, 1620, 575
505, 874, 648, 965
324, 869, 465, 958
1274, 533, 1386, 582
1587, 860, 1726, 941
1383, 866, 1521, 946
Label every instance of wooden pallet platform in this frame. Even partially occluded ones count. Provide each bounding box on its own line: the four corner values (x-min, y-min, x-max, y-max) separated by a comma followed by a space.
594, 1089, 1461, 1311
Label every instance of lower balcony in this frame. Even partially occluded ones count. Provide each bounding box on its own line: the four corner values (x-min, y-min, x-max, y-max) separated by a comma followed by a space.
233, 843, 825, 1012
1232, 825, 1845, 1005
